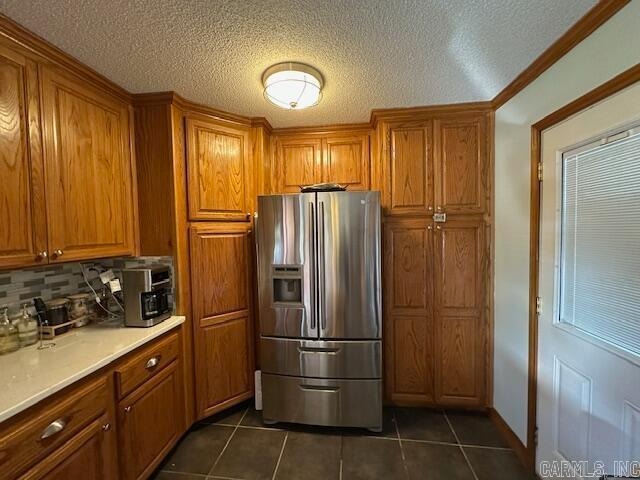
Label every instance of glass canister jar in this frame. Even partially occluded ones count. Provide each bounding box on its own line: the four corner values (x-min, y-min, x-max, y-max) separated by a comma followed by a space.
16, 303, 38, 347
67, 293, 91, 327
0, 306, 20, 354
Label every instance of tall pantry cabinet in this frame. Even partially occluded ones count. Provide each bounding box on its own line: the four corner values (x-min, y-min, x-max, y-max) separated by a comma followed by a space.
133, 95, 259, 421
378, 110, 491, 407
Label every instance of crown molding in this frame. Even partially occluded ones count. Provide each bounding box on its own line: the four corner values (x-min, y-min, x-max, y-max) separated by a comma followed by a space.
491, 0, 630, 110
0, 14, 131, 102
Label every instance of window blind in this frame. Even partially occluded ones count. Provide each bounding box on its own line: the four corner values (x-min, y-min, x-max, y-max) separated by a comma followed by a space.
560, 129, 640, 357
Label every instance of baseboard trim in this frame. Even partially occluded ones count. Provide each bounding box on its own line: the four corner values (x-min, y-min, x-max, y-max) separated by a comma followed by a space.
488, 407, 532, 471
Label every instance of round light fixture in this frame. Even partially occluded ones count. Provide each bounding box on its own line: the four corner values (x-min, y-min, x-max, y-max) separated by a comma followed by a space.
262, 62, 323, 110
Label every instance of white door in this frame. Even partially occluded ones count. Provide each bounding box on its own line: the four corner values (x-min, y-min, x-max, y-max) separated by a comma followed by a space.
537, 83, 640, 479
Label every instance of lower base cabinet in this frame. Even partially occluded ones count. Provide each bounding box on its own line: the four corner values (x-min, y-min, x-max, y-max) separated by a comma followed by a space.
118, 362, 182, 480
190, 223, 255, 419
21, 414, 116, 480
0, 328, 185, 480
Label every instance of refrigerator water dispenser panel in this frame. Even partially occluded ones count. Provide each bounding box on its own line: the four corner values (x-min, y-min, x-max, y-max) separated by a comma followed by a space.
272, 266, 303, 304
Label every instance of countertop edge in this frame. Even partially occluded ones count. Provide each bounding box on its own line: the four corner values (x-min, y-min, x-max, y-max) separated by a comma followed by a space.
0, 316, 185, 424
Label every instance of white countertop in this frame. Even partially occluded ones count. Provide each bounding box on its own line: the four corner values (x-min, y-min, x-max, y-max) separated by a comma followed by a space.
0, 315, 185, 423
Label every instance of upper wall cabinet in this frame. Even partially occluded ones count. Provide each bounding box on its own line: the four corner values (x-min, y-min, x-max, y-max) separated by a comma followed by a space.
0, 45, 47, 269
322, 134, 370, 190
434, 115, 487, 214
274, 136, 321, 193
41, 66, 137, 263
272, 131, 370, 193
385, 122, 434, 216
186, 116, 252, 221
381, 113, 488, 216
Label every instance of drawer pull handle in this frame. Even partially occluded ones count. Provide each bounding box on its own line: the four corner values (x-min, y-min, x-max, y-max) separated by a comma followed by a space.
145, 356, 161, 369
299, 384, 340, 393
297, 347, 340, 354
41, 418, 67, 440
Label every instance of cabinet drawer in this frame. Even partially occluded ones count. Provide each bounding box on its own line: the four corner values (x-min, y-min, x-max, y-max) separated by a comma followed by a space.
262, 373, 382, 430
0, 375, 109, 479
115, 332, 179, 399
260, 338, 381, 379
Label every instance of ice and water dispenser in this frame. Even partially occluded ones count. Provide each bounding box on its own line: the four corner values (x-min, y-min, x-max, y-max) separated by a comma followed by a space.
272, 266, 302, 304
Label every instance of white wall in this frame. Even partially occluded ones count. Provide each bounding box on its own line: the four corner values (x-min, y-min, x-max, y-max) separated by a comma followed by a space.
493, 1, 640, 445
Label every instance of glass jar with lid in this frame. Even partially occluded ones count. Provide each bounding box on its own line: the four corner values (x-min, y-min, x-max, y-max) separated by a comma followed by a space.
16, 303, 38, 347
0, 306, 20, 354
67, 293, 91, 327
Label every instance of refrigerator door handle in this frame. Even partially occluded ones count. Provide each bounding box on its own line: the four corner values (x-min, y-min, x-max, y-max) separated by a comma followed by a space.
309, 201, 316, 331
318, 200, 326, 331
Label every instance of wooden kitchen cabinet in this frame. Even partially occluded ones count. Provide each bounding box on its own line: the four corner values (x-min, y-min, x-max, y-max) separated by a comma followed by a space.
20, 413, 116, 480
433, 217, 486, 406
383, 218, 434, 404
186, 115, 252, 221
271, 131, 370, 193
384, 121, 434, 216
322, 134, 370, 190
117, 361, 182, 480
434, 115, 487, 214
190, 223, 254, 418
273, 136, 322, 192
0, 44, 47, 269
40, 65, 137, 263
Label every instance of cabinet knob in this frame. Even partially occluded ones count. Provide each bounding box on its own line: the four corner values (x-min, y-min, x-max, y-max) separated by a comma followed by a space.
428, 206, 433, 211
102, 423, 111, 431
427, 225, 433, 231
436, 206, 442, 212
36, 251, 48, 260
124, 406, 132, 413
53, 249, 64, 257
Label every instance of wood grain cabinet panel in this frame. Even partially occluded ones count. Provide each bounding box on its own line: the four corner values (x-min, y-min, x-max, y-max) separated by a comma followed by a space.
118, 361, 182, 480
383, 219, 434, 404
186, 117, 251, 221
275, 137, 321, 192
190, 223, 255, 418
20, 414, 116, 480
0, 45, 47, 269
434, 217, 486, 406
322, 134, 370, 190
434, 116, 486, 214
387, 123, 433, 215
40, 66, 136, 262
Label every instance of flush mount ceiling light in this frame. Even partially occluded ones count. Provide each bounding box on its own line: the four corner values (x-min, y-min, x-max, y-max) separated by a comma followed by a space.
262, 62, 324, 110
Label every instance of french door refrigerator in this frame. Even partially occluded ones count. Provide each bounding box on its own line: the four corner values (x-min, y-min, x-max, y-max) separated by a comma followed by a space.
256, 191, 382, 431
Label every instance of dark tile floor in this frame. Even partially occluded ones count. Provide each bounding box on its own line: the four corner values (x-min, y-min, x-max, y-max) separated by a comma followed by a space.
153, 402, 534, 480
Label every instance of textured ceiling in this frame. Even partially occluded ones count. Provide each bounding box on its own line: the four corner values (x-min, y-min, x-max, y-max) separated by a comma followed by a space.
0, 0, 595, 127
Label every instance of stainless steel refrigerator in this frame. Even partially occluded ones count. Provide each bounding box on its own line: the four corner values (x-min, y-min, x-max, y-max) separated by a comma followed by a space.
256, 191, 382, 431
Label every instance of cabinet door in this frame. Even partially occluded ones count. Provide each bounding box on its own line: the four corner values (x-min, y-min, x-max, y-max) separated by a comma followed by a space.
434, 116, 487, 214
322, 134, 370, 190
40, 66, 136, 262
274, 137, 321, 192
118, 362, 182, 480
20, 414, 116, 480
433, 217, 486, 406
0, 44, 47, 269
383, 218, 434, 404
190, 223, 254, 418
186, 117, 251, 221
386, 122, 434, 215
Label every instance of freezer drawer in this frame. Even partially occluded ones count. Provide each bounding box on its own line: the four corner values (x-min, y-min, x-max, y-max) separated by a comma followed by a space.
262, 374, 382, 430
260, 338, 381, 379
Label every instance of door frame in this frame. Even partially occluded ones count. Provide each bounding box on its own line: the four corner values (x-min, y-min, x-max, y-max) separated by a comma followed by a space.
525, 63, 640, 469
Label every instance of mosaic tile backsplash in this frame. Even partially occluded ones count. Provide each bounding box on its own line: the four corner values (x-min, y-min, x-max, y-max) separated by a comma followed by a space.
0, 257, 173, 314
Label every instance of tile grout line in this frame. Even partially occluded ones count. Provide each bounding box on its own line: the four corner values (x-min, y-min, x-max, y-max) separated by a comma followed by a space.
444, 411, 479, 480
393, 409, 411, 480
271, 431, 289, 480
206, 407, 250, 478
